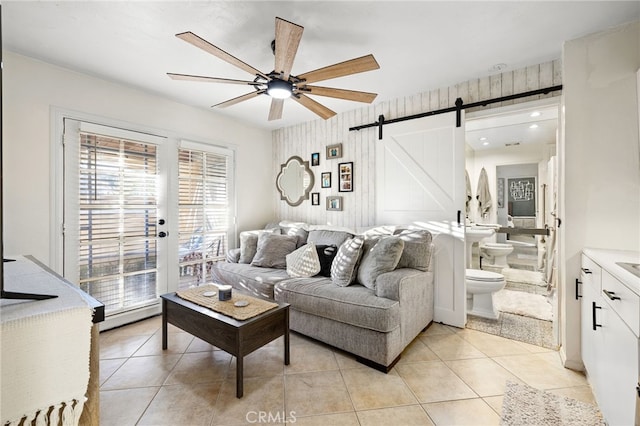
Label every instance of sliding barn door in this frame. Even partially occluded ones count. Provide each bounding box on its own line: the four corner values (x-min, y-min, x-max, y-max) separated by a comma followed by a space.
376, 112, 466, 327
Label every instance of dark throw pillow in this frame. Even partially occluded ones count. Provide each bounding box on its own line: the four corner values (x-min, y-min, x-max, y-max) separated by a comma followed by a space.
315, 244, 338, 277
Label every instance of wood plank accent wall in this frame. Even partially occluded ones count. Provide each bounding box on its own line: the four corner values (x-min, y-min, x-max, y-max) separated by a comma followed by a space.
273, 60, 561, 229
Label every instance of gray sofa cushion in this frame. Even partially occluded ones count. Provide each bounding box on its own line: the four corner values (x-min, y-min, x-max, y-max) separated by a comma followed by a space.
357, 236, 405, 290
307, 229, 353, 247
394, 230, 433, 271
274, 277, 400, 333
331, 236, 364, 287
251, 233, 298, 269
211, 262, 290, 300
280, 222, 309, 248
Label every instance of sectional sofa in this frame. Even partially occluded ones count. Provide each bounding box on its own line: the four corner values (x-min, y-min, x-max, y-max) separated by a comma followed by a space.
210, 222, 435, 371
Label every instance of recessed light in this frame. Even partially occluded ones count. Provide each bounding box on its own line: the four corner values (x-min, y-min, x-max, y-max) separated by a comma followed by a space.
479, 137, 487, 141
530, 111, 541, 117
529, 124, 539, 129
482, 141, 489, 146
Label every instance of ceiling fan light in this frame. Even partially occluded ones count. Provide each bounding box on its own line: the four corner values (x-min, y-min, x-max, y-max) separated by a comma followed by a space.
267, 79, 293, 99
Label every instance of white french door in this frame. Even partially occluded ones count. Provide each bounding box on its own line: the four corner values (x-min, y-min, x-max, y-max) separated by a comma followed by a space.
376, 112, 467, 327
63, 119, 169, 328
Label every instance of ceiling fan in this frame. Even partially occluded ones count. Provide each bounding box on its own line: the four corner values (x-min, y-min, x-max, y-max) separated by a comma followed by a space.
167, 17, 380, 121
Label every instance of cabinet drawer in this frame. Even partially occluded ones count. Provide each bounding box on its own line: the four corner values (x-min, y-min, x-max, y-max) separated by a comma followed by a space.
602, 270, 640, 337
581, 254, 602, 292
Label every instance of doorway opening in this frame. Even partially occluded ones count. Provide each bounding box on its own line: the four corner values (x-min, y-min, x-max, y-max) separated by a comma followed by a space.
464, 98, 560, 349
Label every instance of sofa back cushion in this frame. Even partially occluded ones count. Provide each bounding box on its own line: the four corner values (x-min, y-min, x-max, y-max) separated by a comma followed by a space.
394, 229, 433, 271
308, 229, 353, 247
330, 236, 364, 286
357, 236, 405, 290
251, 233, 298, 269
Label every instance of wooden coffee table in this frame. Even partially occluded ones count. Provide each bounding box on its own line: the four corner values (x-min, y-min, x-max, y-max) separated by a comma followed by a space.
160, 292, 290, 398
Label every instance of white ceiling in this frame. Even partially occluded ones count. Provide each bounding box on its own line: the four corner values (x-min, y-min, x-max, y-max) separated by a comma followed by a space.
466, 104, 559, 151
3, 1, 639, 131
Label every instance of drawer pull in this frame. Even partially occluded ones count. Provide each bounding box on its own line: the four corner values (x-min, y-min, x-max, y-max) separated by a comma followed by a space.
602, 289, 621, 301
592, 302, 602, 331
575, 278, 582, 300
581, 268, 592, 274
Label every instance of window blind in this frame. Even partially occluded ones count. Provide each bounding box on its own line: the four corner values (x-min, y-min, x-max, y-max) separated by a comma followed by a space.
177, 146, 231, 288
76, 132, 159, 313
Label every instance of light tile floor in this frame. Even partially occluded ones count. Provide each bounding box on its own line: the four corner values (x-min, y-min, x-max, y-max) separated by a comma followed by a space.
99, 317, 595, 426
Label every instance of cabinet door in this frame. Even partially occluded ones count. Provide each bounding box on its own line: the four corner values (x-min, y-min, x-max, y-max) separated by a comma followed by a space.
599, 303, 638, 426
580, 268, 604, 383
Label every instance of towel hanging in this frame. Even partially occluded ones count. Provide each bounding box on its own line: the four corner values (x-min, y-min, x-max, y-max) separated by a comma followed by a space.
476, 167, 492, 218
465, 170, 472, 217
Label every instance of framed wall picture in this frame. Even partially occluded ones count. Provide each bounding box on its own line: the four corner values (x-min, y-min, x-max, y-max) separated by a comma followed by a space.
326, 143, 342, 159
326, 196, 342, 211
311, 152, 320, 166
321, 172, 331, 188
338, 162, 353, 192
311, 192, 320, 205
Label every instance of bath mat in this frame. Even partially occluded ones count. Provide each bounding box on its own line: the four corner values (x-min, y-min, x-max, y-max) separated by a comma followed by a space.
494, 289, 553, 321
502, 268, 546, 286
501, 381, 604, 425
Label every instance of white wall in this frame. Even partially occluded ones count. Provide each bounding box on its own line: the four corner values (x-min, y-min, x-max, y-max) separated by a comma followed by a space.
561, 20, 640, 369
3, 52, 274, 269
273, 60, 562, 229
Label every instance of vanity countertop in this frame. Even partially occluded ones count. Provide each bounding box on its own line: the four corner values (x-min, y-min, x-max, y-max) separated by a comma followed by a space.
583, 248, 640, 296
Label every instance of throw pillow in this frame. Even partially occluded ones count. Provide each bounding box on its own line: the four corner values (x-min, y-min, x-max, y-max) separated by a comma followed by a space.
395, 229, 433, 271
238, 232, 259, 264
238, 229, 280, 263
357, 236, 405, 290
315, 244, 338, 277
330, 236, 364, 287
251, 233, 298, 269
286, 243, 321, 277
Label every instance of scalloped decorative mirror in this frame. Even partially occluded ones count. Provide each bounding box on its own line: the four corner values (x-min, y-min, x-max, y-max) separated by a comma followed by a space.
276, 156, 315, 206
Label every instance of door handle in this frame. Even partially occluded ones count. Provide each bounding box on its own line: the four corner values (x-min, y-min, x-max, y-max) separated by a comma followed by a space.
603, 289, 621, 301
592, 301, 602, 331
575, 278, 582, 300
457, 210, 462, 226
581, 268, 592, 274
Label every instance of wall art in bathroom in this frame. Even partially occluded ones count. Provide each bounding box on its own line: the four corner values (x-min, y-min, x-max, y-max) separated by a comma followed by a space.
507, 177, 536, 217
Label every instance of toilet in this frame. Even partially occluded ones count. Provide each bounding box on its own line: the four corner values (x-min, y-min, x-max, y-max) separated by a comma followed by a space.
481, 242, 514, 267
466, 269, 506, 319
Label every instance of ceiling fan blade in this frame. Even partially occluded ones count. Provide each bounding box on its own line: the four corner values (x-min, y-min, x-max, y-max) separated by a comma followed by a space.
268, 99, 285, 121
274, 17, 304, 80
297, 54, 380, 84
167, 73, 259, 86
212, 90, 264, 108
301, 85, 378, 103
292, 94, 336, 120
176, 31, 268, 79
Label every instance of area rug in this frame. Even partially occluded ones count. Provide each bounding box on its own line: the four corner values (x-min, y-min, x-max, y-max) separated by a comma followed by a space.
494, 289, 553, 321
502, 268, 546, 286
501, 381, 604, 425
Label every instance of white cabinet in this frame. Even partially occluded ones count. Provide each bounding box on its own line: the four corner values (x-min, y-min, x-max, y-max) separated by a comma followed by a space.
581, 252, 639, 426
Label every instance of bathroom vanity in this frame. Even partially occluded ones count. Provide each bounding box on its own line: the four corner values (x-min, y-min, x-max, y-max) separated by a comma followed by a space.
580, 248, 640, 426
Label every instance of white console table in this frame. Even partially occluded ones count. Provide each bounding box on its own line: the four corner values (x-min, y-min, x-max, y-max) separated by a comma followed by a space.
1, 256, 104, 426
